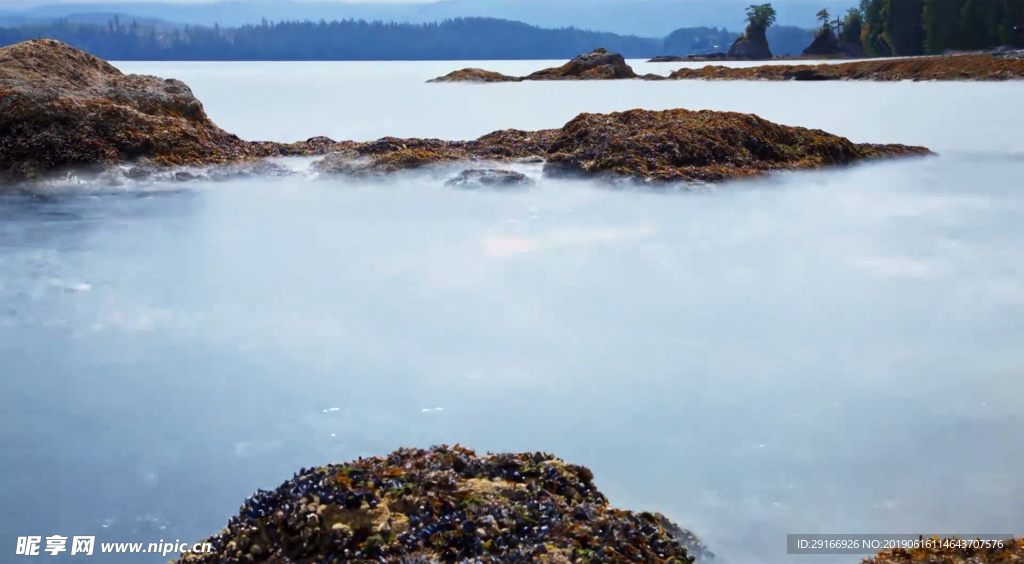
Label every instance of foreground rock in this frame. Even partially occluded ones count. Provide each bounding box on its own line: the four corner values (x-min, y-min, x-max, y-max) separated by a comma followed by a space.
0, 39, 338, 183
427, 68, 522, 83
175, 445, 714, 564
863, 538, 1024, 564
669, 54, 1024, 81
542, 109, 930, 182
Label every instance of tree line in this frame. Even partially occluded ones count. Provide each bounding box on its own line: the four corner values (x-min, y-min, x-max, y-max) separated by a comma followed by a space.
0, 2, 1018, 61
0, 17, 669, 60
836, 0, 1021, 55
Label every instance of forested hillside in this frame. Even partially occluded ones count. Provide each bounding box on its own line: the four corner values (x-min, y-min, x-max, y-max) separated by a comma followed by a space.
0, 17, 667, 60
859, 0, 1023, 55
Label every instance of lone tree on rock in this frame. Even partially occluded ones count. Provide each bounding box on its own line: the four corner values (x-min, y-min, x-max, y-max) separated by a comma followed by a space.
817, 8, 832, 27
745, 3, 778, 32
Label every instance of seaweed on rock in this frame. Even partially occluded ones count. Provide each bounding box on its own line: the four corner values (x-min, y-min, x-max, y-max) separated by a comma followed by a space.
176, 446, 714, 564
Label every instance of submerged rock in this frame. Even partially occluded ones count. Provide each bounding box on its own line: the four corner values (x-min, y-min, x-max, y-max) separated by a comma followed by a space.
175, 445, 713, 564
542, 108, 931, 183
647, 55, 686, 62
525, 48, 639, 80
445, 169, 534, 188
427, 68, 522, 83
668, 54, 1024, 81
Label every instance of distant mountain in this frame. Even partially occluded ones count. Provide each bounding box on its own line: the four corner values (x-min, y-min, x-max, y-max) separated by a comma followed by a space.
0, 11, 180, 28
0, 0, 859, 36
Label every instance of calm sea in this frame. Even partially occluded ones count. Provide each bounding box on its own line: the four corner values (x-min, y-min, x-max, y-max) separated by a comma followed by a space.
1, 59, 1022, 563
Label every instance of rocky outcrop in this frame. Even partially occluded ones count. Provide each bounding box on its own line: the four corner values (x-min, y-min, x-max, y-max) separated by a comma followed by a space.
1, 40, 932, 186
175, 446, 714, 564
863, 538, 1024, 564
648, 55, 686, 62
542, 108, 930, 183
307, 109, 929, 184
427, 68, 522, 83
668, 54, 1024, 81
727, 28, 773, 59
802, 27, 846, 57
525, 48, 639, 80
0, 39, 337, 182
445, 169, 533, 188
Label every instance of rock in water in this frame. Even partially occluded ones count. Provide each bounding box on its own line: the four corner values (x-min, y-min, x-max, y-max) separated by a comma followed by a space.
0, 39, 255, 181
525, 48, 639, 80
543, 108, 931, 183
667, 55, 1024, 81
727, 28, 773, 59
445, 169, 534, 188
175, 445, 713, 563
427, 68, 522, 83
0, 40, 342, 183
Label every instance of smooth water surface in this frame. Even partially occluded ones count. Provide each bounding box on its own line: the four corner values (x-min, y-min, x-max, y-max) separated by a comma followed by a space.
1, 60, 1023, 563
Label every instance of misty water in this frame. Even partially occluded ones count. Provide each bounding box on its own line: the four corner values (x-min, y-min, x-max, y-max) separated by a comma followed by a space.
1, 59, 1022, 563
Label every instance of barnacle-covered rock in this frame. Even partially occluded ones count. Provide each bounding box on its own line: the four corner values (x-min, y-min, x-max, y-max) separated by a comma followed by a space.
668, 54, 1024, 81
542, 108, 931, 183
176, 445, 713, 564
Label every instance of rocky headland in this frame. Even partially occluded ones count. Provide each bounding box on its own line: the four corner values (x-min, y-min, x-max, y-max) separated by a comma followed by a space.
0, 39, 334, 183
1, 39, 932, 187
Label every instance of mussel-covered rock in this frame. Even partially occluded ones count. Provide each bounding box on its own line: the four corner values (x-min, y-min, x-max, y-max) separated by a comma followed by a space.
542, 108, 931, 183
863, 537, 1024, 564
445, 169, 534, 189
176, 445, 713, 564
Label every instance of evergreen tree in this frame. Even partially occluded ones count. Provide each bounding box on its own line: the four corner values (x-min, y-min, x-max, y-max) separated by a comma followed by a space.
883, 0, 925, 55
840, 7, 864, 44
